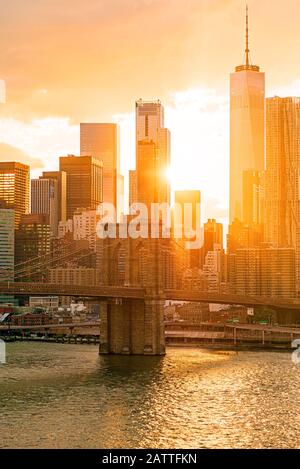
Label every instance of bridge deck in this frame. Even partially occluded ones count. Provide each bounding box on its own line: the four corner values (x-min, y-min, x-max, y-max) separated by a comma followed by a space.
0, 283, 300, 310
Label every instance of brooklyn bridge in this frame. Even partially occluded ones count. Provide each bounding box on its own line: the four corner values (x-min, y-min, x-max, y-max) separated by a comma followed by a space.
4, 230, 300, 355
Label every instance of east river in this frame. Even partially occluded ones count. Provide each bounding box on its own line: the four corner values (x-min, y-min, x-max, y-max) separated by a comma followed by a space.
0, 342, 299, 448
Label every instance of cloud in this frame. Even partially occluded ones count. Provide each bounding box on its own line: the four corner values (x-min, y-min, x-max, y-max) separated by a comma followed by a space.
0, 117, 79, 177
0, 142, 43, 169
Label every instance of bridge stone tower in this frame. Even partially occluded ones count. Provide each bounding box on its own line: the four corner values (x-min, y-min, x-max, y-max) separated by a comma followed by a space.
96, 223, 186, 355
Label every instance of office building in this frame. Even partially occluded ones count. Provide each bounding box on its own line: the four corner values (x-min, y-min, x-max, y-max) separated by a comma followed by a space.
59, 155, 103, 220
0, 203, 15, 304
227, 218, 263, 254
228, 247, 295, 299
42, 171, 67, 224
57, 208, 99, 250
31, 177, 59, 235
49, 267, 97, 287
203, 246, 226, 293
230, 7, 265, 222
129, 170, 137, 207
15, 214, 51, 282
0, 207, 14, 282
73, 208, 99, 250
29, 296, 59, 309
136, 99, 164, 143
203, 219, 223, 259
80, 123, 122, 219
135, 100, 170, 210
265, 97, 300, 293
243, 169, 264, 227
0, 162, 30, 228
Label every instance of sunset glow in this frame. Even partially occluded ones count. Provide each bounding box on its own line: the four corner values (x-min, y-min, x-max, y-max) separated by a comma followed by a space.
0, 0, 300, 226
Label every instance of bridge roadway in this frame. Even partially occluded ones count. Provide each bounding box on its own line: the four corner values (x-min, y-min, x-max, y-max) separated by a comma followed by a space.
0, 283, 145, 300
0, 282, 300, 310
164, 290, 300, 310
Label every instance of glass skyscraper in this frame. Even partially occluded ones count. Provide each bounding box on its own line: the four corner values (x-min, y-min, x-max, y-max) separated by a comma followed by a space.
0, 162, 30, 228
0, 207, 15, 304
230, 8, 265, 223
80, 123, 122, 220
265, 96, 300, 293
135, 99, 170, 210
59, 155, 103, 220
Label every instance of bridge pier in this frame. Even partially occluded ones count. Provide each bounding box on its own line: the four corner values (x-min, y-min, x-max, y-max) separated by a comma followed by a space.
276, 308, 300, 325
99, 294, 165, 356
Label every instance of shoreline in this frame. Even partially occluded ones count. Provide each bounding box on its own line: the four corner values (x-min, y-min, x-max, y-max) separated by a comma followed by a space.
2, 336, 294, 353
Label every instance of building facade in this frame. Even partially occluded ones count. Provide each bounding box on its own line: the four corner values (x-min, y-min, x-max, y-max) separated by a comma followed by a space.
15, 214, 52, 282
41, 171, 67, 225
31, 178, 59, 235
265, 97, 300, 292
203, 219, 223, 260
0, 208, 15, 305
228, 247, 295, 298
59, 155, 103, 220
49, 267, 97, 286
0, 162, 30, 228
135, 100, 170, 210
0, 208, 14, 281
80, 123, 122, 219
230, 9, 265, 223
73, 208, 99, 250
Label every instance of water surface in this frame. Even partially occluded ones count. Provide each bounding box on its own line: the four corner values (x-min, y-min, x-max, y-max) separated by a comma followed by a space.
0, 342, 299, 448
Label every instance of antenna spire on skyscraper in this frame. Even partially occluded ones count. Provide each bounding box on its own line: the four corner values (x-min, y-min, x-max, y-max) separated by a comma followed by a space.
235, 4, 259, 72
245, 4, 250, 67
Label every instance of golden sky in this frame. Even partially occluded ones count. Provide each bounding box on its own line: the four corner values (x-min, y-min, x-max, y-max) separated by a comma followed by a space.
0, 0, 300, 222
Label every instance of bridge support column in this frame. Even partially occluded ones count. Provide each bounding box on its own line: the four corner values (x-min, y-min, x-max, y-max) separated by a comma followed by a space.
99, 301, 109, 354
99, 294, 165, 356
143, 294, 165, 355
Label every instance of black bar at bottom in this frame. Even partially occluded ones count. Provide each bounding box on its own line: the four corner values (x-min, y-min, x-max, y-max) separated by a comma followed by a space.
0, 449, 295, 466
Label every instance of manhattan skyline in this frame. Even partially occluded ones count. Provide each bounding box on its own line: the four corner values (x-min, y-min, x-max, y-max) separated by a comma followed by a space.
1, 1, 300, 454
1, 0, 300, 227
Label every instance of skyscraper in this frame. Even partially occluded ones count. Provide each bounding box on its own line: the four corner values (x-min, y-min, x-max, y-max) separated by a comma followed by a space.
80, 123, 121, 219
0, 206, 14, 282
59, 155, 103, 220
227, 217, 263, 254
202, 219, 223, 263
136, 140, 157, 209
135, 100, 170, 209
42, 171, 67, 224
242, 169, 264, 227
265, 96, 300, 292
203, 219, 223, 259
129, 170, 137, 207
15, 214, 51, 282
0, 162, 30, 228
136, 99, 164, 143
0, 204, 15, 304
31, 177, 59, 235
174, 190, 201, 267
228, 247, 295, 299
230, 6, 265, 223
